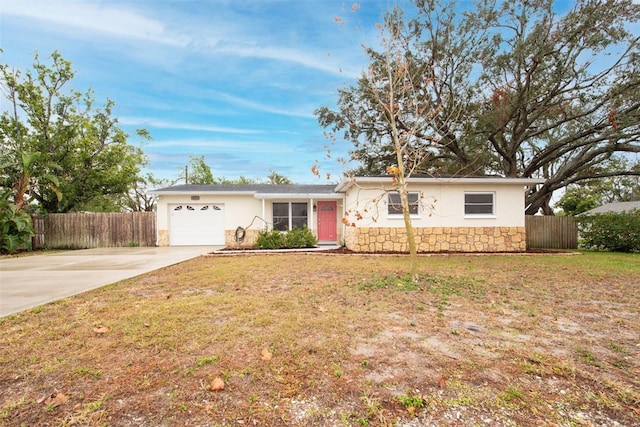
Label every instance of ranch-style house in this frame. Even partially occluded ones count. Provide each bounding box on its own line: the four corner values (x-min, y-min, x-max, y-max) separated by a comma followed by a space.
150, 176, 544, 252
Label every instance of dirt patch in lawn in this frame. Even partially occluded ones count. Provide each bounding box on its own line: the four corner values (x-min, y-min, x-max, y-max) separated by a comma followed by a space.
1, 252, 639, 426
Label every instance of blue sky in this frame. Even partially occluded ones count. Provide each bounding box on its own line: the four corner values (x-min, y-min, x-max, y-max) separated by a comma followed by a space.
2, 1, 623, 186
1, 0, 410, 184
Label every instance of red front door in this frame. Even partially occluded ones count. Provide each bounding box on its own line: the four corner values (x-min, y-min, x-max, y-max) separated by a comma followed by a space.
317, 201, 337, 241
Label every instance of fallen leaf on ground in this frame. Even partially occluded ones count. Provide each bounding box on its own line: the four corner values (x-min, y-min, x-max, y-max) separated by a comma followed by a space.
93, 325, 111, 334
261, 347, 273, 361
438, 375, 447, 389
210, 377, 225, 391
38, 389, 69, 407
628, 405, 640, 415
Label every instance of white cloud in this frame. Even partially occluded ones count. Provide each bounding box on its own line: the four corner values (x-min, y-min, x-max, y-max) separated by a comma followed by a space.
2, 0, 363, 78
206, 39, 361, 79
207, 91, 316, 119
145, 138, 278, 152
1, 0, 189, 47
120, 117, 263, 135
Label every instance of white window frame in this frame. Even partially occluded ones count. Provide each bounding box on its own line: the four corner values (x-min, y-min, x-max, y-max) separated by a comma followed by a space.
464, 192, 496, 218
272, 202, 309, 231
387, 192, 420, 218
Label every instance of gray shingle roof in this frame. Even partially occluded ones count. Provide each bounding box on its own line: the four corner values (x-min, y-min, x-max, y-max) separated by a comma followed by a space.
582, 201, 640, 215
151, 184, 337, 194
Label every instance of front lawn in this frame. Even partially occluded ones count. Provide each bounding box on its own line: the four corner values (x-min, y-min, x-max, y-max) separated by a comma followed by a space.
1, 252, 638, 426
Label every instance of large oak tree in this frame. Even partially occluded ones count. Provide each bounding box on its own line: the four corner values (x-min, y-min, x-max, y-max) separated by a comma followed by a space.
316, 0, 640, 214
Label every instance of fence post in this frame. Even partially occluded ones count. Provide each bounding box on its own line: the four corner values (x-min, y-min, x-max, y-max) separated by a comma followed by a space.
31, 215, 45, 249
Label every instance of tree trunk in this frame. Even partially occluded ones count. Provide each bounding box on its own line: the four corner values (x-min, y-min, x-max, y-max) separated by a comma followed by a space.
395, 151, 418, 280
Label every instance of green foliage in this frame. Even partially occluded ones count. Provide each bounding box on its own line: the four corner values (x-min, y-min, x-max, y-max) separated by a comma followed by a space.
196, 355, 219, 366
358, 274, 421, 291
556, 162, 640, 215
183, 155, 215, 185
267, 170, 293, 185
124, 173, 171, 212
555, 187, 599, 216
0, 51, 148, 213
0, 189, 34, 253
283, 226, 318, 248
175, 162, 293, 186
575, 347, 602, 367
255, 229, 287, 249
216, 175, 260, 185
316, 0, 640, 215
254, 227, 317, 249
395, 391, 426, 409
577, 210, 640, 253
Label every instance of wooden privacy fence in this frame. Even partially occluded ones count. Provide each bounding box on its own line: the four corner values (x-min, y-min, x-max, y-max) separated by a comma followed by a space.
525, 215, 577, 250
32, 212, 156, 249
30, 212, 574, 250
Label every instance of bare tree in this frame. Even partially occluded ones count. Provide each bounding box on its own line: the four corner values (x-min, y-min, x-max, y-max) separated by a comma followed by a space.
322, 7, 461, 277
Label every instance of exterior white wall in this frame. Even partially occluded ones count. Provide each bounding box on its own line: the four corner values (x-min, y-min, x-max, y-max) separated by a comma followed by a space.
343, 183, 527, 228
254, 198, 345, 235
263, 199, 310, 229
156, 194, 344, 246
156, 194, 265, 232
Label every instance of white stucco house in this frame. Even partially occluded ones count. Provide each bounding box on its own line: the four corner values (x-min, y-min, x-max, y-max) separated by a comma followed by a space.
149, 184, 343, 247
149, 176, 544, 252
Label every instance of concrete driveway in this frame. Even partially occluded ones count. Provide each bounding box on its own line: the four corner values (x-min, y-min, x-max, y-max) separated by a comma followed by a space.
0, 246, 219, 317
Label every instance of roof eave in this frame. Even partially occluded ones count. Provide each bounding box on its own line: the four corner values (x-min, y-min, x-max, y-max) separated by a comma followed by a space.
254, 193, 344, 200
335, 176, 545, 191
148, 190, 258, 196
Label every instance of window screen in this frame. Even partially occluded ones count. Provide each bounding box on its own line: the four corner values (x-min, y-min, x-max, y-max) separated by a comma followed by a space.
273, 202, 289, 231
464, 193, 494, 215
388, 192, 419, 215
291, 203, 308, 229
273, 202, 309, 230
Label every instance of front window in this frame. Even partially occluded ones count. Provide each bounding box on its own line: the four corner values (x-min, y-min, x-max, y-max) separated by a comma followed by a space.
464, 192, 494, 216
273, 202, 308, 231
388, 192, 419, 216
291, 203, 308, 229
273, 203, 289, 231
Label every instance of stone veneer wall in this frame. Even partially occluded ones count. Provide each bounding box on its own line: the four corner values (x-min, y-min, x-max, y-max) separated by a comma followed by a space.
345, 226, 526, 253
224, 229, 261, 248
158, 229, 169, 247
156, 229, 259, 247
160, 228, 336, 248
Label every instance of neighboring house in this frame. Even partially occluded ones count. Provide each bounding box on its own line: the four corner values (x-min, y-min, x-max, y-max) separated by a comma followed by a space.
150, 176, 543, 252
580, 201, 640, 215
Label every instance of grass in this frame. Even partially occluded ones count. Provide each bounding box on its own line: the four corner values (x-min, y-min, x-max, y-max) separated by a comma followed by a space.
1, 252, 639, 426
395, 391, 427, 410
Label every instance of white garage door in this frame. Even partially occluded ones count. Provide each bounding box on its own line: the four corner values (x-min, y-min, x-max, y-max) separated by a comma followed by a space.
169, 204, 225, 246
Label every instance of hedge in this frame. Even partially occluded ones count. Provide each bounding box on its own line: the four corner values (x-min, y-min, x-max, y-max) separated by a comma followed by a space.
255, 227, 318, 249
576, 209, 640, 253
